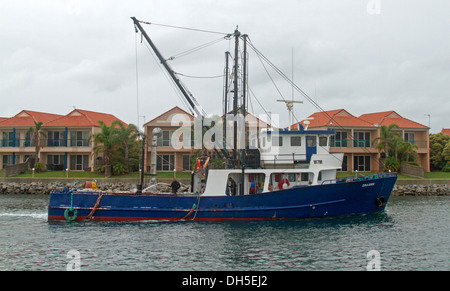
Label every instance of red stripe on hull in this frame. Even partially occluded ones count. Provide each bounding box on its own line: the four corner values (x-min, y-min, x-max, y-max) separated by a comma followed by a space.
47, 215, 270, 222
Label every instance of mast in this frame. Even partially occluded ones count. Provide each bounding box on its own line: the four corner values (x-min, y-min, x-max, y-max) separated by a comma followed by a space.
232, 28, 240, 164
223, 51, 230, 151
240, 34, 248, 196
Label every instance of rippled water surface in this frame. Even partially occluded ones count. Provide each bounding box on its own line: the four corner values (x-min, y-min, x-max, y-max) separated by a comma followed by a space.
0, 194, 448, 270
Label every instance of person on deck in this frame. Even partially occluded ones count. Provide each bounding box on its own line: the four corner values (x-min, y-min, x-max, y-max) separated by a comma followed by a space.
170, 178, 181, 194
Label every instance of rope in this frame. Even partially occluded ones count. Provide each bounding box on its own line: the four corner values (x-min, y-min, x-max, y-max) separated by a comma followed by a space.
86, 192, 104, 220
179, 193, 201, 221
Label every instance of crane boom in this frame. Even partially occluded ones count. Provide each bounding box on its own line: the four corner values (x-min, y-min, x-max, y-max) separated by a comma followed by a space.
131, 17, 204, 117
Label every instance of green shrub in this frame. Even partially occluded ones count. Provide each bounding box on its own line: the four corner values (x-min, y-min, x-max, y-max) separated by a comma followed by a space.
113, 163, 126, 176
33, 162, 45, 173
442, 162, 450, 172
384, 157, 400, 172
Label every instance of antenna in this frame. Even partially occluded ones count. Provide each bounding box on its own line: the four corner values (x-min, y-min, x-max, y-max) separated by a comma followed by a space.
277, 99, 303, 128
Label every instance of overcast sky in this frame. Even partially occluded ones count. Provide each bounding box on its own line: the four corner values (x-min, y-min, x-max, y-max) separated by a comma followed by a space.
1, 0, 449, 133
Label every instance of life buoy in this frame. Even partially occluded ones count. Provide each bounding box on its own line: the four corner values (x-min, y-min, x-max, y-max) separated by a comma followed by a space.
376, 196, 386, 208
64, 208, 78, 221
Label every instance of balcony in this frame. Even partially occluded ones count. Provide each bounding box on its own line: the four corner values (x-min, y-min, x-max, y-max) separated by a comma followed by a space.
0, 138, 91, 148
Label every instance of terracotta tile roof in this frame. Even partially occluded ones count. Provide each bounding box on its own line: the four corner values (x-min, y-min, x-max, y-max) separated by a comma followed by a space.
45, 109, 127, 127
0, 110, 62, 128
441, 128, 450, 135
359, 111, 428, 129
144, 106, 194, 126
292, 109, 374, 129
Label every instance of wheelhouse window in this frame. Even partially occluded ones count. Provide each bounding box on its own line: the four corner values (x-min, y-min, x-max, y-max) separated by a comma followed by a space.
290, 136, 301, 146
306, 136, 316, 147
319, 136, 328, 147
272, 135, 283, 147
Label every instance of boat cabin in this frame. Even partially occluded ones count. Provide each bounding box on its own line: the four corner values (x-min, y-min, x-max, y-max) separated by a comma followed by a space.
198, 125, 344, 196
259, 125, 337, 168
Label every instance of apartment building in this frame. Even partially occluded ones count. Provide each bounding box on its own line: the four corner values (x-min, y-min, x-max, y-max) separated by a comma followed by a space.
0, 109, 126, 171
296, 109, 430, 172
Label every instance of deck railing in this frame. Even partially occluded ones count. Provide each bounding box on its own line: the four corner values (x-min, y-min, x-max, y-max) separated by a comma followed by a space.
321, 172, 398, 185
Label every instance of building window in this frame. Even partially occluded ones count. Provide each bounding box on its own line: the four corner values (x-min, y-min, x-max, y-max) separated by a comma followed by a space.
47, 131, 66, 147
24, 132, 35, 147
182, 155, 191, 171
70, 131, 89, 147
290, 136, 301, 147
340, 155, 348, 172
47, 154, 65, 171
157, 154, 174, 171
2, 132, 15, 147
70, 154, 89, 171
354, 155, 371, 172
353, 132, 371, 148
331, 131, 348, 147
404, 132, 415, 144
157, 130, 174, 147
2, 155, 14, 168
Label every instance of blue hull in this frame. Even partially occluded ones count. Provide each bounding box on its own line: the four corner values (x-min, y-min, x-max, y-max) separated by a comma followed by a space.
48, 175, 397, 221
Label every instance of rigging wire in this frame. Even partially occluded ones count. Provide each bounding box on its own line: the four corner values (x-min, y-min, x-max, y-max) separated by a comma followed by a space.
138, 20, 231, 36
140, 38, 195, 116
175, 72, 224, 79
134, 30, 141, 130
168, 36, 228, 61
248, 37, 299, 126
245, 37, 381, 171
135, 19, 380, 171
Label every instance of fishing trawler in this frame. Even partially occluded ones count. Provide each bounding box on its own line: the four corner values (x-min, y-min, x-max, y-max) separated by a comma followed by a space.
47, 17, 397, 221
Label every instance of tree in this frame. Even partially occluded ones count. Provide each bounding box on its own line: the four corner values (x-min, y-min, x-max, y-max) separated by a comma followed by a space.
28, 121, 46, 162
442, 141, 450, 162
429, 133, 450, 170
114, 122, 139, 173
92, 121, 121, 171
399, 140, 418, 162
92, 120, 141, 176
373, 124, 400, 158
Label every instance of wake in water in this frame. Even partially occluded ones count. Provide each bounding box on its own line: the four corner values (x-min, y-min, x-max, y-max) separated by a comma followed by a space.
0, 212, 48, 220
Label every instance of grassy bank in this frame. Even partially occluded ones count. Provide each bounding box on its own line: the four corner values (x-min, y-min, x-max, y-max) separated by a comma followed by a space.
6, 170, 192, 180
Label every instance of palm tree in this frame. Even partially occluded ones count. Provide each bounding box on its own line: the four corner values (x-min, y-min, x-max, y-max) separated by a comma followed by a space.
373, 124, 400, 158
92, 121, 121, 174
114, 122, 139, 172
399, 140, 418, 162
28, 121, 46, 162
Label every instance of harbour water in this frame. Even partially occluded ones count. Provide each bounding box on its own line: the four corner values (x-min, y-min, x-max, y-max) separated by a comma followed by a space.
0, 194, 448, 271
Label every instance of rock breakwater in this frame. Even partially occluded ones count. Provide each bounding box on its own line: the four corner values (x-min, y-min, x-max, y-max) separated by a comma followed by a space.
392, 184, 449, 196
0, 181, 137, 194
